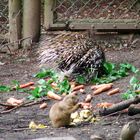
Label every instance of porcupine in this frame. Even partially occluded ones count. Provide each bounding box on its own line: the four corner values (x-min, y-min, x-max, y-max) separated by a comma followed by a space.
39, 31, 106, 82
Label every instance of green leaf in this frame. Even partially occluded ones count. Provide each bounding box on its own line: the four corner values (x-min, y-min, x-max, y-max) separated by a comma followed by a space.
129, 76, 139, 85
120, 63, 132, 69
76, 75, 86, 84
103, 62, 115, 74
34, 68, 56, 79
130, 66, 139, 73
27, 95, 36, 100
58, 79, 71, 94
37, 79, 46, 85
121, 92, 136, 100
0, 85, 11, 92
29, 87, 41, 98
12, 80, 20, 89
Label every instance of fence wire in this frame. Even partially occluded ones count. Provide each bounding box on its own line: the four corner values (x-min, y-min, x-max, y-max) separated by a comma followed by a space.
54, 0, 140, 23
0, 0, 9, 47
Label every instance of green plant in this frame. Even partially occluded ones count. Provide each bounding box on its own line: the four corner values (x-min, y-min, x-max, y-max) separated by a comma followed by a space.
121, 71, 140, 100
90, 62, 139, 84
28, 69, 71, 100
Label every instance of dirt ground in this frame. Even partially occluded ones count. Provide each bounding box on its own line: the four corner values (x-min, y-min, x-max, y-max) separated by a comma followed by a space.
0, 35, 140, 140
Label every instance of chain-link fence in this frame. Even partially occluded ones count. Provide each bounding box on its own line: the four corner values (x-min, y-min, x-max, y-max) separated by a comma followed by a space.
52, 0, 140, 30
0, 0, 9, 47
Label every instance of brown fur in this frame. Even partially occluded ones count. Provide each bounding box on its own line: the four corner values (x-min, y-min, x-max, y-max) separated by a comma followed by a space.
49, 94, 80, 128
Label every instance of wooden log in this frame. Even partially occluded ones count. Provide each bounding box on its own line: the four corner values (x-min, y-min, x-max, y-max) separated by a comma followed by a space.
99, 96, 140, 116
9, 0, 22, 50
22, 0, 41, 48
128, 104, 140, 116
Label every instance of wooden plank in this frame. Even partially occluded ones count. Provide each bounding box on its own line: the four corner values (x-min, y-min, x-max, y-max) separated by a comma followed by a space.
68, 22, 140, 30
61, 19, 140, 24
48, 23, 66, 30
44, 0, 55, 30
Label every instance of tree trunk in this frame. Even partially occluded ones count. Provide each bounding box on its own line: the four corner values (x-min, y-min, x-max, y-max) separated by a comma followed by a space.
22, 0, 41, 48
9, 0, 22, 50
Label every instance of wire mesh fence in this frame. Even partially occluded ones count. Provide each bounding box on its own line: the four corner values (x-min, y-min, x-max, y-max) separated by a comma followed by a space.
0, 0, 9, 47
0, 0, 140, 53
0, 0, 33, 53
53, 0, 140, 29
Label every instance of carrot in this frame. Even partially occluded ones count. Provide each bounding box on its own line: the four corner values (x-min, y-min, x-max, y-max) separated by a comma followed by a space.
91, 84, 106, 90
70, 91, 78, 95
39, 102, 47, 109
47, 91, 62, 100
80, 102, 92, 109
93, 84, 113, 95
79, 88, 85, 94
85, 94, 92, 103
19, 82, 34, 88
29, 86, 36, 90
96, 102, 114, 108
135, 90, 140, 93
73, 85, 84, 91
107, 88, 120, 96
70, 82, 76, 89
91, 83, 113, 90
51, 83, 59, 90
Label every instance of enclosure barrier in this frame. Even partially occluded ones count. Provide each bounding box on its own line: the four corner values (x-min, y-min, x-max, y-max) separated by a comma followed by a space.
0, 0, 140, 52
46, 0, 140, 30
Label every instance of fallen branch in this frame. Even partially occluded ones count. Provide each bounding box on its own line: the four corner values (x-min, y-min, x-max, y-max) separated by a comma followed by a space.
128, 104, 140, 116
0, 98, 49, 114
99, 96, 140, 116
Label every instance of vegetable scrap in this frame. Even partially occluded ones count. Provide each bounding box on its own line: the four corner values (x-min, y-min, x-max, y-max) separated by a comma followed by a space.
29, 121, 47, 131
7, 97, 23, 106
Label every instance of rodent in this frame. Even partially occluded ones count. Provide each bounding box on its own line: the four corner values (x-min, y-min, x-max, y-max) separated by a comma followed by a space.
39, 31, 105, 82
49, 94, 80, 128
120, 120, 138, 140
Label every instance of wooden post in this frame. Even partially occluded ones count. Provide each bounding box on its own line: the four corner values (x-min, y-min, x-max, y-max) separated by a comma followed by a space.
44, 0, 55, 30
9, 0, 22, 50
22, 0, 41, 48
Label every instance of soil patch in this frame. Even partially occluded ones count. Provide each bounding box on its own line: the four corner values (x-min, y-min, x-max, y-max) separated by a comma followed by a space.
0, 45, 140, 140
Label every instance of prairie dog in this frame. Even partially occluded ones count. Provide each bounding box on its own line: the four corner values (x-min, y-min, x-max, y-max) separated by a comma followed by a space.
49, 94, 80, 128
120, 120, 138, 140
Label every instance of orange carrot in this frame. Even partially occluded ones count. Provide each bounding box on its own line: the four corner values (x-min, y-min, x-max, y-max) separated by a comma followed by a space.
73, 85, 84, 91
29, 86, 36, 90
39, 102, 47, 109
107, 88, 120, 96
80, 102, 92, 109
70, 82, 76, 89
51, 83, 59, 90
91, 83, 113, 90
70, 91, 78, 95
135, 90, 140, 93
19, 82, 34, 88
47, 91, 62, 100
93, 84, 113, 95
96, 102, 114, 108
91, 84, 106, 90
85, 94, 92, 103
79, 88, 85, 94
